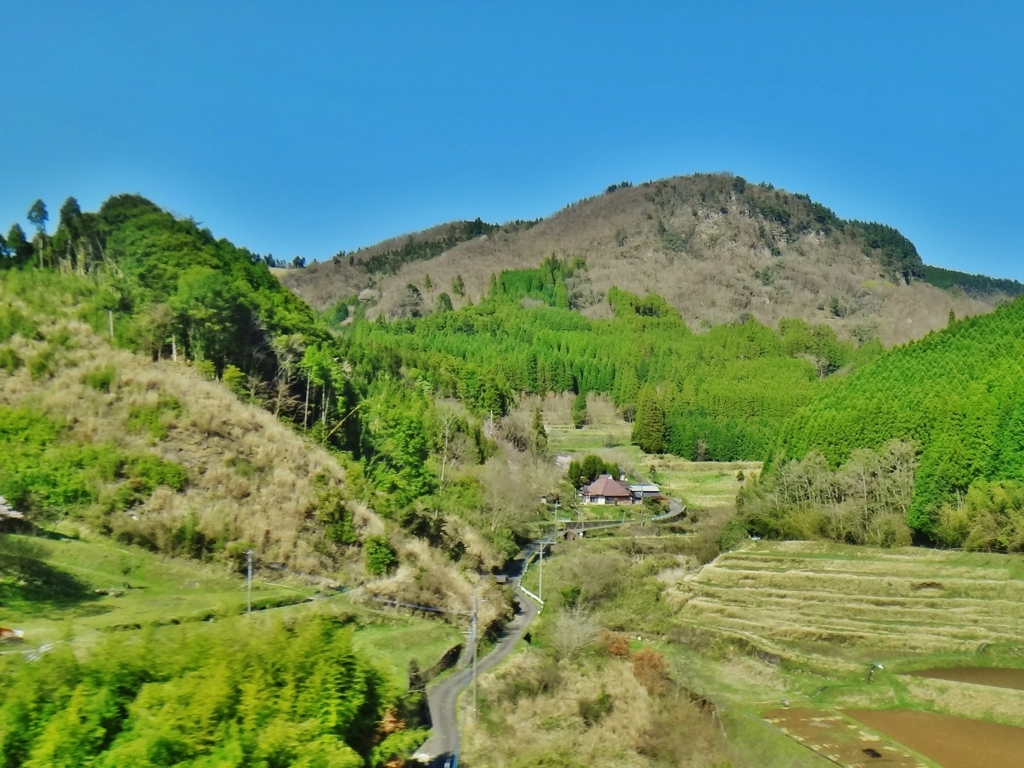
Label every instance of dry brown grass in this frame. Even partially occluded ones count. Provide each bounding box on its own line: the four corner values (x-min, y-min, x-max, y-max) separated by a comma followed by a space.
0, 301, 384, 574
665, 541, 1024, 668
462, 651, 730, 768
280, 174, 1007, 346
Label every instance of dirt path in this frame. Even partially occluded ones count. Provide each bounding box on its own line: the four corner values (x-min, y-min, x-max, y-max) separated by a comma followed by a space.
415, 589, 540, 766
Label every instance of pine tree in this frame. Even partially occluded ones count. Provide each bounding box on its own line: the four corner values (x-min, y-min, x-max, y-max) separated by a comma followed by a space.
572, 391, 587, 429
633, 385, 666, 454
532, 407, 548, 452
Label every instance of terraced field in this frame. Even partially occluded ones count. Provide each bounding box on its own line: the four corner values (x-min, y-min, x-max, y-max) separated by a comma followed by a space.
668, 541, 1024, 669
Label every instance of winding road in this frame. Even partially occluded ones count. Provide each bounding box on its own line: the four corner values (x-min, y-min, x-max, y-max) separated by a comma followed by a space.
414, 538, 550, 766
414, 589, 539, 766
413, 504, 682, 765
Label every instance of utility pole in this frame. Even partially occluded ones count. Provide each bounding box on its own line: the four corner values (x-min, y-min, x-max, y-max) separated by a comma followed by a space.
471, 596, 479, 719
538, 540, 543, 603
108, 310, 114, 341
246, 549, 253, 617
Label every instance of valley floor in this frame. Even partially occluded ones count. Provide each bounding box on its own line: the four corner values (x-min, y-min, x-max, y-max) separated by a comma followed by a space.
467, 532, 1024, 768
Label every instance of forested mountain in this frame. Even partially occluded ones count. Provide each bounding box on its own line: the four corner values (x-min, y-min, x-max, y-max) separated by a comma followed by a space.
281, 173, 1022, 346
6, 189, 1024, 566
770, 295, 1024, 546
6, 186, 1024, 765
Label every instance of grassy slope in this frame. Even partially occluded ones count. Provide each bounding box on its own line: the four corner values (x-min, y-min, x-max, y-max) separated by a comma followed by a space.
0, 276, 378, 573
1, 529, 314, 645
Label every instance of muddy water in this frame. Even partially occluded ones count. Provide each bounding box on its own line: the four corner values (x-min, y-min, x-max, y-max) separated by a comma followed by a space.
908, 666, 1024, 691
762, 708, 921, 767
845, 709, 1024, 768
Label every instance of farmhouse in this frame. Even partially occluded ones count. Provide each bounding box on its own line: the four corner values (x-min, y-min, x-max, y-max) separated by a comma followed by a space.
581, 474, 631, 505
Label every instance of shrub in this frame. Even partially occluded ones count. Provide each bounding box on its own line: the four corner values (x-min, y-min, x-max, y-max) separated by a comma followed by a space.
578, 690, 613, 725
84, 364, 117, 392
0, 304, 38, 342
126, 395, 182, 440
364, 536, 397, 576
221, 364, 246, 398
318, 489, 357, 546
0, 346, 21, 374
717, 517, 749, 551
602, 631, 630, 657
632, 648, 669, 695
551, 606, 600, 661
28, 346, 54, 380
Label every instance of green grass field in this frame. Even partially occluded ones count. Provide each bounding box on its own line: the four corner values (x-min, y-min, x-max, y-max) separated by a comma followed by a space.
0, 529, 462, 682
1, 529, 315, 646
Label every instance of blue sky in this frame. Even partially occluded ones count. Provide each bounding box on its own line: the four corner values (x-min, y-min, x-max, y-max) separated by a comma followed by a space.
2, 1, 1022, 278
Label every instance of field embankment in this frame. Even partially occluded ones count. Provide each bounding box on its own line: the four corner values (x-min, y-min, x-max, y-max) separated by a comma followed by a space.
667, 541, 1024, 668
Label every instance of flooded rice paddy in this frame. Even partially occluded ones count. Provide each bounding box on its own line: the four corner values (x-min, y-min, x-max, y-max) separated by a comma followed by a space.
906, 666, 1024, 691
762, 709, 924, 767
844, 709, 1024, 768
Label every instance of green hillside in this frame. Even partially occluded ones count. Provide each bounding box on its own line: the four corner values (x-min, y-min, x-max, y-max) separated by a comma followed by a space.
3, 195, 346, 436
774, 295, 1024, 542
341, 257, 881, 464
0, 528, 456, 768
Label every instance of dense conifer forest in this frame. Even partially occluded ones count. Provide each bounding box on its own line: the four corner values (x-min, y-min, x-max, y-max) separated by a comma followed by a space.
771, 297, 1024, 545
340, 257, 879, 464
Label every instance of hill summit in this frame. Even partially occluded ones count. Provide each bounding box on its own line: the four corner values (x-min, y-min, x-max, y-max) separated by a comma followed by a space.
282, 173, 1021, 346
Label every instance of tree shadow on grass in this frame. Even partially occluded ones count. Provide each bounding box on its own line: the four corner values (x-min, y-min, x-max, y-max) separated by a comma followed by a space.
0, 534, 99, 611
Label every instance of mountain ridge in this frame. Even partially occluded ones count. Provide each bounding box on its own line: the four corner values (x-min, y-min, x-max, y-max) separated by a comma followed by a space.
281, 173, 1022, 346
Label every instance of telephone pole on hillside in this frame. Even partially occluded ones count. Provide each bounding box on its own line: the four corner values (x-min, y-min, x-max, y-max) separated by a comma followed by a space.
246, 550, 253, 617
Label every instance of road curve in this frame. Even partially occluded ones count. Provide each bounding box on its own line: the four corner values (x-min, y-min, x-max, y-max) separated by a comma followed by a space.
415, 589, 540, 766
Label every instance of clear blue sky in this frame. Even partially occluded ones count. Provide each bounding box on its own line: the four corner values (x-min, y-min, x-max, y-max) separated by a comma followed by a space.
2, 1, 1022, 278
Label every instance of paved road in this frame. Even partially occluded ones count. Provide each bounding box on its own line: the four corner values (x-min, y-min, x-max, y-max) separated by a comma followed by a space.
415, 590, 539, 766
415, 543, 543, 767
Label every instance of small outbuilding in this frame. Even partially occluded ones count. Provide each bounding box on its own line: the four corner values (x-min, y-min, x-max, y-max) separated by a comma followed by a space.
628, 484, 661, 503
0, 496, 22, 520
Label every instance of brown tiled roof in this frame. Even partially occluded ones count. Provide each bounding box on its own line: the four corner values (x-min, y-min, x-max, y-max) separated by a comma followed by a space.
584, 475, 631, 498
